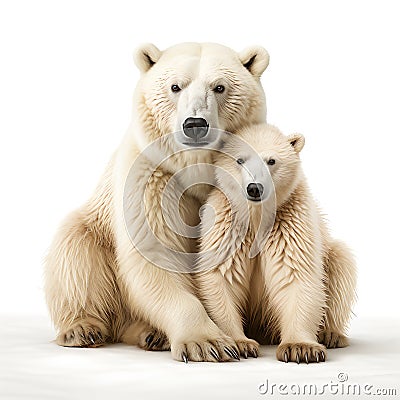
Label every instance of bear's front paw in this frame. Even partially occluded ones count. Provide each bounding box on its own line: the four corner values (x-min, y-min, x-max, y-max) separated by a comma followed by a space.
171, 333, 240, 363
234, 337, 259, 359
277, 342, 327, 364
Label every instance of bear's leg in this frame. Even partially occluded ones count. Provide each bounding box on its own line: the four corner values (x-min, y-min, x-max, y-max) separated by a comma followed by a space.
261, 242, 327, 363
117, 247, 240, 362
117, 166, 240, 362
45, 209, 126, 347
196, 265, 259, 358
121, 319, 170, 351
318, 240, 357, 348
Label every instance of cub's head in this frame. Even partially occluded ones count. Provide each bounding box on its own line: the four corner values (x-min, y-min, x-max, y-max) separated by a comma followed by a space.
134, 42, 269, 149
215, 124, 305, 207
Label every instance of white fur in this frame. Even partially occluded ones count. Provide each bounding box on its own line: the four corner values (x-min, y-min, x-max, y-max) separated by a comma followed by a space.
196, 124, 357, 363
44, 42, 270, 362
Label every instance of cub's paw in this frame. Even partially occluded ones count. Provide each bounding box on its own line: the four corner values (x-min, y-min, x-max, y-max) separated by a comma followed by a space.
172, 334, 240, 363
139, 329, 170, 351
318, 330, 349, 348
56, 319, 109, 348
234, 337, 260, 359
277, 342, 327, 364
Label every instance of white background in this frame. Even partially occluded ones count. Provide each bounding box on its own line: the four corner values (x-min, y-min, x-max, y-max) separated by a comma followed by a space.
0, 2, 399, 398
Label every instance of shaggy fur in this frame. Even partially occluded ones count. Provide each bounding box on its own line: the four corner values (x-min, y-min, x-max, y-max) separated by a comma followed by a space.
195, 124, 357, 363
44, 42, 270, 362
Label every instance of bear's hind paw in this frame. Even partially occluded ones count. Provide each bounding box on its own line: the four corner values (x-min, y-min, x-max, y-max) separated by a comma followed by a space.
56, 319, 109, 348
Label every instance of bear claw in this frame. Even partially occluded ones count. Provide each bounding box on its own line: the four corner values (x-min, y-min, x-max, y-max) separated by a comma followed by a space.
224, 346, 240, 360
277, 342, 327, 364
210, 348, 220, 360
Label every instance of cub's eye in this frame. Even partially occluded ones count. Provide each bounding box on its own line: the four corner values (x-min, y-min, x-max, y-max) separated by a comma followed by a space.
214, 85, 225, 93
171, 84, 181, 93
237, 158, 245, 165
267, 159, 276, 166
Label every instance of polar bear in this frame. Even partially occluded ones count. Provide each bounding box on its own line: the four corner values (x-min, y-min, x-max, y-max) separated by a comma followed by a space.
196, 124, 357, 363
44, 43, 270, 362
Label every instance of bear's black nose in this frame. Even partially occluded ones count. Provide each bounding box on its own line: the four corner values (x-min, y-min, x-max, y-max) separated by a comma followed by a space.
182, 117, 209, 139
247, 183, 264, 201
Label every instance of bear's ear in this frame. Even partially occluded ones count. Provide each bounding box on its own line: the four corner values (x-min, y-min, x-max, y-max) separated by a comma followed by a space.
134, 43, 161, 73
238, 46, 270, 77
288, 133, 305, 153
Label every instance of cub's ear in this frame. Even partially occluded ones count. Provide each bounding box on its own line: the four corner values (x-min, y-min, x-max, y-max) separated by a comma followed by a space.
134, 43, 161, 73
288, 133, 305, 153
238, 46, 270, 77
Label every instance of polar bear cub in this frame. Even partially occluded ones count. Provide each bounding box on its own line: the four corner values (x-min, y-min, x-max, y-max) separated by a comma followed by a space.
196, 124, 357, 363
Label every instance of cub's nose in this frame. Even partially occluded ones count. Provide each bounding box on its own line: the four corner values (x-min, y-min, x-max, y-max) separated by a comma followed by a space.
182, 117, 209, 139
247, 183, 264, 201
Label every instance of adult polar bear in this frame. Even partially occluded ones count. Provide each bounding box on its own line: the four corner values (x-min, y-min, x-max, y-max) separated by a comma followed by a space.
44, 42, 270, 362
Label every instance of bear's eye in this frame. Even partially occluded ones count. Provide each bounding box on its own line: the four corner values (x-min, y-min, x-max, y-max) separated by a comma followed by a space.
237, 158, 245, 165
214, 85, 225, 93
171, 84, 181, 93
267, 159, 276, 166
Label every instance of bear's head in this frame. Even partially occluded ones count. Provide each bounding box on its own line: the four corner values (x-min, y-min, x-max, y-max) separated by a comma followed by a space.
133, 42, 269, 150
214, 124, 305, 208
